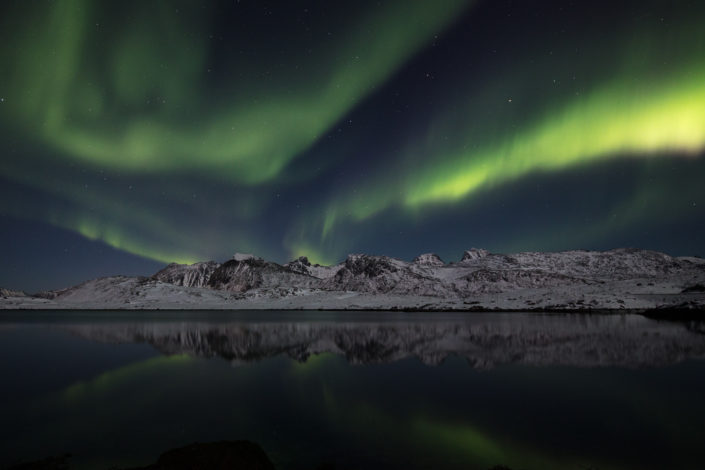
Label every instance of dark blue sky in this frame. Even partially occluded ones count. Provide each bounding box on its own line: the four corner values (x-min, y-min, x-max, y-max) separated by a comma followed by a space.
1, 0, 704, 292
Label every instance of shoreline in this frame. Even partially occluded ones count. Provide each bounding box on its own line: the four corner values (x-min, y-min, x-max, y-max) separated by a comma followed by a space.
1, 305, 704, 316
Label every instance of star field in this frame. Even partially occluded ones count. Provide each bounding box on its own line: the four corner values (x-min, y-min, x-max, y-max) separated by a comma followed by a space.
1, 0, 704, 291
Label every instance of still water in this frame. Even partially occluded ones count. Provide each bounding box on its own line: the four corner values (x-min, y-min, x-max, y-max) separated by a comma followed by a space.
1, 311, 704, 470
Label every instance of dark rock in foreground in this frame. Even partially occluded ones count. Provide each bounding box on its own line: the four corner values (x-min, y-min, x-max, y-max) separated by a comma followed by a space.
7, 455, 70, 470
127, 441, 275, 470
6, 441, 515, 470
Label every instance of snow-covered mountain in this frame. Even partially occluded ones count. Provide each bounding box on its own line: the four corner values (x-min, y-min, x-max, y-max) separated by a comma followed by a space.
2, 248, 705, 310
152, 261, 220, 288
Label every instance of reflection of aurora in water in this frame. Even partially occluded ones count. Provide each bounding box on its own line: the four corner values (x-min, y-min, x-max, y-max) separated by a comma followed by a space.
2, 1, 705, 287
1, 313, 705, 469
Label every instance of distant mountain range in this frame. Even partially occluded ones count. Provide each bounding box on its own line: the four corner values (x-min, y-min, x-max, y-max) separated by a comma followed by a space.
2, 248, 704, 310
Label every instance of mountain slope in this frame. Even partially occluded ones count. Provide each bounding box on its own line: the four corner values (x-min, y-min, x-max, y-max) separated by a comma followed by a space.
2, 248, 704, 310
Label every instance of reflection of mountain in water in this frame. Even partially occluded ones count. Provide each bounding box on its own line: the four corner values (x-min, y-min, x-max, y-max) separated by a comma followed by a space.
64, 315, 705, 368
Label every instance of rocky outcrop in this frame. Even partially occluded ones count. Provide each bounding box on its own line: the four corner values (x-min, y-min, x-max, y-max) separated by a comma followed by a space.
0, 288, 26, 298
284, 256, 313, 275
152, 261, 220, 288
460, 248, 686, 280
232, 253, 260, 262
413, 253, 445, 266
152, 257, 319, 292
461, 248, 489, 261
131, 441, 275, 470
206, 257, 315, 292
455, 269, 587, 294
283, 256, 341, 279
320, 254, 445, 295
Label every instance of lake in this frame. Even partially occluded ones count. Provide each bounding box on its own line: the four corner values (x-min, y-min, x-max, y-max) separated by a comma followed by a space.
1, 311, 704, 470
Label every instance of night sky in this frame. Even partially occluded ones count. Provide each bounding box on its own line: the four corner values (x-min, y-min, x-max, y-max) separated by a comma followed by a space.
1, 0, 704, 292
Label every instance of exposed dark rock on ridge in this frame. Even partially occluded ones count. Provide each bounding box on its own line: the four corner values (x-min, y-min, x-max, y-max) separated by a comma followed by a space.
320, 254, 443, 295
5, 248, 705, 310
461, 248, 489, 261
153, 261, 220, 288
413, 253, 445, 266
284, 255, 313, 274
0, 288, 26, 298
206, 257, 316, 292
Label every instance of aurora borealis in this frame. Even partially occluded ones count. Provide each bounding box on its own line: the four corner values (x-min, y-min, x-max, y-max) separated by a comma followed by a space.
2, 0, 705, 291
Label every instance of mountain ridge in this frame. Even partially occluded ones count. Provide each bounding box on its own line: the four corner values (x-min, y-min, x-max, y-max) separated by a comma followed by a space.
2, 248, 705, 311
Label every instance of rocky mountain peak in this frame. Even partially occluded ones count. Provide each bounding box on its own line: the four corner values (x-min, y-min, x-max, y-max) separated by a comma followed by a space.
413, 253, 445, 266
343, 254, 399, 277
0, 288, 26, 298
296, 256, 311, 266
207, 257, 316, 292
461, 248, 490, 261
283, 256, 313, 275
233, 253, 260, 262
152, 261, 220, 288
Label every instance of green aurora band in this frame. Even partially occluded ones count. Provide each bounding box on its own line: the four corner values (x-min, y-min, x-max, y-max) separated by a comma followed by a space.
319, 60, 705, 241
1, 0, 469, 183
0, 0, 704, 266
